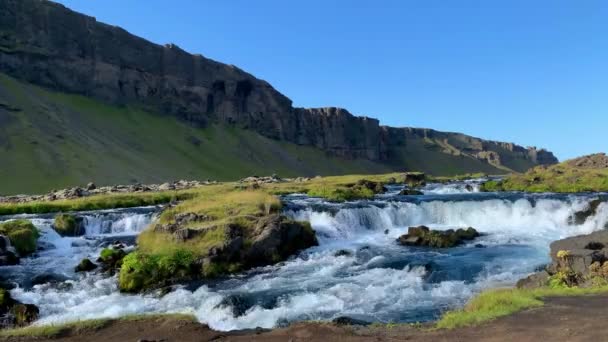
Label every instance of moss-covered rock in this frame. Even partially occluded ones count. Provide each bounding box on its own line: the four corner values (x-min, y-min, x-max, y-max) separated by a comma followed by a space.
404, 172, 426, 187
10, 304, 39, 327
397, 226, 480, 248
118, 249, 197, 293
0, 220, 39, 256
98, 247, 127, 271
75, 258, 97, 272
52, 214, 84, 237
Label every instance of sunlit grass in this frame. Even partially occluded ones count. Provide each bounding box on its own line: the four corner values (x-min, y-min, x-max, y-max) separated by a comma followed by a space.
436, 286, 608, 329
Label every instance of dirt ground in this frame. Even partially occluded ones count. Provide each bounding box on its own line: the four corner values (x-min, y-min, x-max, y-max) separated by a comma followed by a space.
4, 295, 608, 342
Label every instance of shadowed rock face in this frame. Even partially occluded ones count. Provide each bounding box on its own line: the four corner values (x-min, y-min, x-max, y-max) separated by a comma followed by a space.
0, 0, 557, 169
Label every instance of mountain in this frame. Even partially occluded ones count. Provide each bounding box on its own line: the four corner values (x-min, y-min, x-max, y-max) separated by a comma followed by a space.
0, 0, 557, 194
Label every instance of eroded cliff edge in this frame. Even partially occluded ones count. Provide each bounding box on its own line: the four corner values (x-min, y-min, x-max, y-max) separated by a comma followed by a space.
0, 0, 557, 171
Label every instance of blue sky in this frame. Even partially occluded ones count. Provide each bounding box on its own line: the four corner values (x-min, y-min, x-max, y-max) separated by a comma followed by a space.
55, 0, 607, 160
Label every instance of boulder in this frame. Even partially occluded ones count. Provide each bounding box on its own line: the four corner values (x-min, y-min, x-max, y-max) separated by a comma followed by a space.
404, 172, 426, 187
244, 215, 318, 267
334, 249, 353, 257
399, 189, 424, 196
516, 271, 550, 289
86, 182, 97, 190
53, 214, 85, 237
31, 273, 69, 286
549, 230, 608, 277
75, 258, 98, 273
397, 226, 480, 248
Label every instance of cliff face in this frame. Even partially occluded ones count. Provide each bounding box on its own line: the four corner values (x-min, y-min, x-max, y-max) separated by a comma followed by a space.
0, 0, 557, 170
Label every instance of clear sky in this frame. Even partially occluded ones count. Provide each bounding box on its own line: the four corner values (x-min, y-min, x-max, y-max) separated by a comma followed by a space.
54, 0, 607, 160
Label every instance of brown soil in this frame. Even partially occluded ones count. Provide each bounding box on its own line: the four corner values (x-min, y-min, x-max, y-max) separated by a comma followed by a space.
4, 295, 608, 342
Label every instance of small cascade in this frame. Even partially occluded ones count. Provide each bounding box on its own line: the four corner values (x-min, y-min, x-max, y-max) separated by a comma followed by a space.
2, 190, 607, 332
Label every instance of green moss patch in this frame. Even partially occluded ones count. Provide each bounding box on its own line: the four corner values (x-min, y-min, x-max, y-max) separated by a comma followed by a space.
0, 219, 39, 255
53, 213, 83, 236
119, 250, 196, 293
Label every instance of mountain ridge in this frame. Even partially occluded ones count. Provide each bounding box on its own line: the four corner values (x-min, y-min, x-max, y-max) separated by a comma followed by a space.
0, 0, 557, 193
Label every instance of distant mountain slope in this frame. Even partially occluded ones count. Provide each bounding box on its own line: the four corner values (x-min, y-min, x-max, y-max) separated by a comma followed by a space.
0, 0, 558, 194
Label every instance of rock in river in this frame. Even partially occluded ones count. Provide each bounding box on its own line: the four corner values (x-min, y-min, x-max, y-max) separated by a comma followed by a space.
397, 226, 480, 248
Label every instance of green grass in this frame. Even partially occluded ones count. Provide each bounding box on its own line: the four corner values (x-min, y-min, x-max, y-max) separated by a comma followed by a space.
0, 73, 394, 195
436, 286, 608, 329
481, 160, 608, 193
0, 191, 196, 215
0, 72, 544, 196
0, 314, 196, 338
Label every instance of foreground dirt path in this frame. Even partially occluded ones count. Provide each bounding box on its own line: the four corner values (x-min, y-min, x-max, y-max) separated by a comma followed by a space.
5, 295, 608, 342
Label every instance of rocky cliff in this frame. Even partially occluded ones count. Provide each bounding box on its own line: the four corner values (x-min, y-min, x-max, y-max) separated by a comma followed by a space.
0, 0, 557, 171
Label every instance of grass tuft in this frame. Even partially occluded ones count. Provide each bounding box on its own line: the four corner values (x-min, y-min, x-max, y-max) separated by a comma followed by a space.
436, 286, 608, 329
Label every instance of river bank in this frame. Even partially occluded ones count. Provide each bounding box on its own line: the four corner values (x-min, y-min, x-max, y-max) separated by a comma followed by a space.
3, 294, 608, 341
0, 173, 606, 335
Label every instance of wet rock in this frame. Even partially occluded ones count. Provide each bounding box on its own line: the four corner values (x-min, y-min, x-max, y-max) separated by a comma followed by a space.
75, 258, 98, 273
0, 235, 19, 266
332, 316, 371, 326
86, 182, 96, 190
334, 249, 353, 257
569, 199, 606, 225
399, 188, 424, 196
397, 226, 480, 248
31, 273, 69, 286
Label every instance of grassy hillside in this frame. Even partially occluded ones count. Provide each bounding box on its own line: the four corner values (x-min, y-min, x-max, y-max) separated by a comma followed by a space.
481, 153, 608, 193
0, 73, 511, 195
0, 74, 399, 195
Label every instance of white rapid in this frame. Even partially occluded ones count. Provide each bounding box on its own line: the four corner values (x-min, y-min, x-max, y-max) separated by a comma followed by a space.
2, 189, 608, 331
0, 207, 158, 286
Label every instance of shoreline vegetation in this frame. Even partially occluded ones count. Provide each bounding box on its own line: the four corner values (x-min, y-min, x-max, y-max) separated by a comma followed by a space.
480, 153, 608, 193
0, 172, 488, 216
2, 164, 607, 337
3, 287, 608, 339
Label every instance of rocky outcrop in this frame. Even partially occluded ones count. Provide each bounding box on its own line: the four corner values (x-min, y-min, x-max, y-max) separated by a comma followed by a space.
397, 226, 480, 248
565, 153, 608, 169
0, 0, 557, 171
517, 230, 608, 289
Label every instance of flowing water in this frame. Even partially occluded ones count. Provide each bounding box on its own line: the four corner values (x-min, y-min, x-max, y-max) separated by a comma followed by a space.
1, 182, 607, 331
